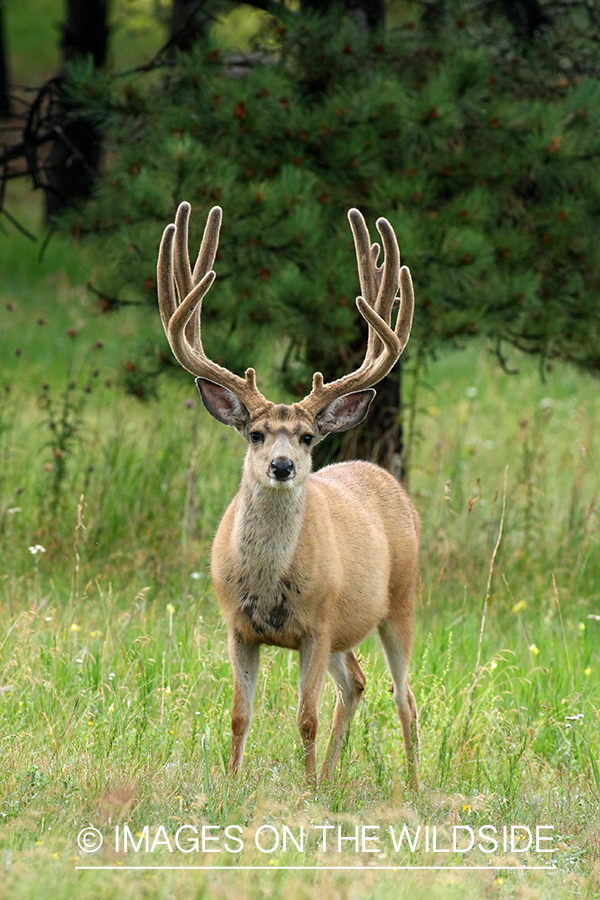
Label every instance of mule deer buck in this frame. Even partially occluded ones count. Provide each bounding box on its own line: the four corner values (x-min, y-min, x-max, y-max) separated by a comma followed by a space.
157, 202, 420, 787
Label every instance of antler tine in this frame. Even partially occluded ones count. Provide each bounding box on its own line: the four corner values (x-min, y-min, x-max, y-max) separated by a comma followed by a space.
364, 217, 401, 369
397, 265, 415, 352
157, 222, 178, 335
375, 217, 400, 321
167, 269, 218, 373
157, 203, 267, 410
186, 205, 223, 349
193, 205, 222, 284
173, 202, 194, 301
348, 208, 378, 308
171, 201, 199, 347
298, 208, 413, 417
348, 209, 379, 369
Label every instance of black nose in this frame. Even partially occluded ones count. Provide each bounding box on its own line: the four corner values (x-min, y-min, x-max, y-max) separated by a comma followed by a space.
270, 457, 295, 480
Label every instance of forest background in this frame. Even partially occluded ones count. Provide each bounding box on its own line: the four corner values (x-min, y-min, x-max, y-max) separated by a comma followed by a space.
0, 1, 599, 898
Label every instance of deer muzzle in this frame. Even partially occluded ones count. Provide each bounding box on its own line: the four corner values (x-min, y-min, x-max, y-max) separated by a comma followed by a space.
270, 456, 295, 482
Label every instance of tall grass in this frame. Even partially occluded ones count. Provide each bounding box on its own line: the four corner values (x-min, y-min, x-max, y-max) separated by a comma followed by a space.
0, 201, 599, 899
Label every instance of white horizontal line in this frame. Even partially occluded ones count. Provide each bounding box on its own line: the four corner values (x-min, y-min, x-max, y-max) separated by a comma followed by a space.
75, 865, 557, 871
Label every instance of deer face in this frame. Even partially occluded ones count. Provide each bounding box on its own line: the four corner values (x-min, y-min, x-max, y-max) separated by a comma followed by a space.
196, 378, 376, 489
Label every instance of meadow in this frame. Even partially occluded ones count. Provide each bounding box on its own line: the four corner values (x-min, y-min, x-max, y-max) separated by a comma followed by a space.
0, 183, 598, 899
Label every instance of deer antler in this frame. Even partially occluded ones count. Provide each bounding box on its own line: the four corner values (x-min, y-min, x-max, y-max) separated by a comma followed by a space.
157, 202, 268, 410
298, 208, 414, 417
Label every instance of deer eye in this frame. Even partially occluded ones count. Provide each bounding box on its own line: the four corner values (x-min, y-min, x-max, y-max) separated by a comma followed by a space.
249, 431, 264, 444
300, 434, 314, 447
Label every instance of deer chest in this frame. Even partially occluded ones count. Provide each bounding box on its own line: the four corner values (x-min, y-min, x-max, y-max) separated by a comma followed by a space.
233, 575, 306, 648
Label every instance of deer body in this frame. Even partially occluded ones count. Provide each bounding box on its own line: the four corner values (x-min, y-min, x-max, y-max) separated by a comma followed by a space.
213, 459, 419, 654
157, 201, 420, 786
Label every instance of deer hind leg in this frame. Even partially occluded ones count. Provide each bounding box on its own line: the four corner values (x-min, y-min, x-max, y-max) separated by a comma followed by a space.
297, 634, 330, 785
378, 618, 419, 790
227, 630, 260, 776
320, 650, 366, 782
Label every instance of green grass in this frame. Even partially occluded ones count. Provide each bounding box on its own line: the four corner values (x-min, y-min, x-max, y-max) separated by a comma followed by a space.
1, 193, 599, 899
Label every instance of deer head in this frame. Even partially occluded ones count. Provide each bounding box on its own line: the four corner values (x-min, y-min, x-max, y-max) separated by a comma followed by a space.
157, 203, 414, 489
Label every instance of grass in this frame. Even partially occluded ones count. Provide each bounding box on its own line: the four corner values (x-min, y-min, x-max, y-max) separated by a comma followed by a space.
0, 187, 599, 900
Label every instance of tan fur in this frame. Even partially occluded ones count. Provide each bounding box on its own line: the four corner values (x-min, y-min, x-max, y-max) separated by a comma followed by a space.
211, 413, 420, 787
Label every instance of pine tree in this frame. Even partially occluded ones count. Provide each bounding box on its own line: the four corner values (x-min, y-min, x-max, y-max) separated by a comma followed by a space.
61, 3, 600, 471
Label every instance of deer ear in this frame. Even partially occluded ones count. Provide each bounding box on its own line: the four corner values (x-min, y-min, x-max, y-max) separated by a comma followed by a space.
196, 377, 250, 431
315, 389, 376, 435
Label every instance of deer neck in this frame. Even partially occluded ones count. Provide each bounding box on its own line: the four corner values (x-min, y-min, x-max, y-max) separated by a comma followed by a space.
232, 460, 307, 595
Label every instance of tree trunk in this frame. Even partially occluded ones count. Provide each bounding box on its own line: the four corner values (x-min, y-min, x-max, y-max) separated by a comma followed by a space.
170, 0, 208, 51
44, 0, 109, 219
311, 359, 404, 479
0, 2, 10, 118
310, 295, 406, 480
300, 0, 385, 29
299, 0, 404, 478
498, 0, 551, 40
62, 0, 109, 65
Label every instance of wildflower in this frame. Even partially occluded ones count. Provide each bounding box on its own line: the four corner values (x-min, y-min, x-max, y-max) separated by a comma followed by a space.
462, 804, 471, 812
165, 686, 171, 694
465, 386, 477, 399
71, 623, 80, 632
7, 507, 21, 515
191, 572, 201, 580
529, 643, 539, 656
166, 603, 175, 614
578, 622, 585, 632
585, 667, 591, 676
490, 660, 498, 670
512, 600, 526, 613
28, 544, 46, 555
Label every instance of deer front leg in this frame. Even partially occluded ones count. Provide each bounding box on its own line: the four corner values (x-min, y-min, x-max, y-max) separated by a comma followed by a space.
227, 629, 260, 776
297, 633, 330, 784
